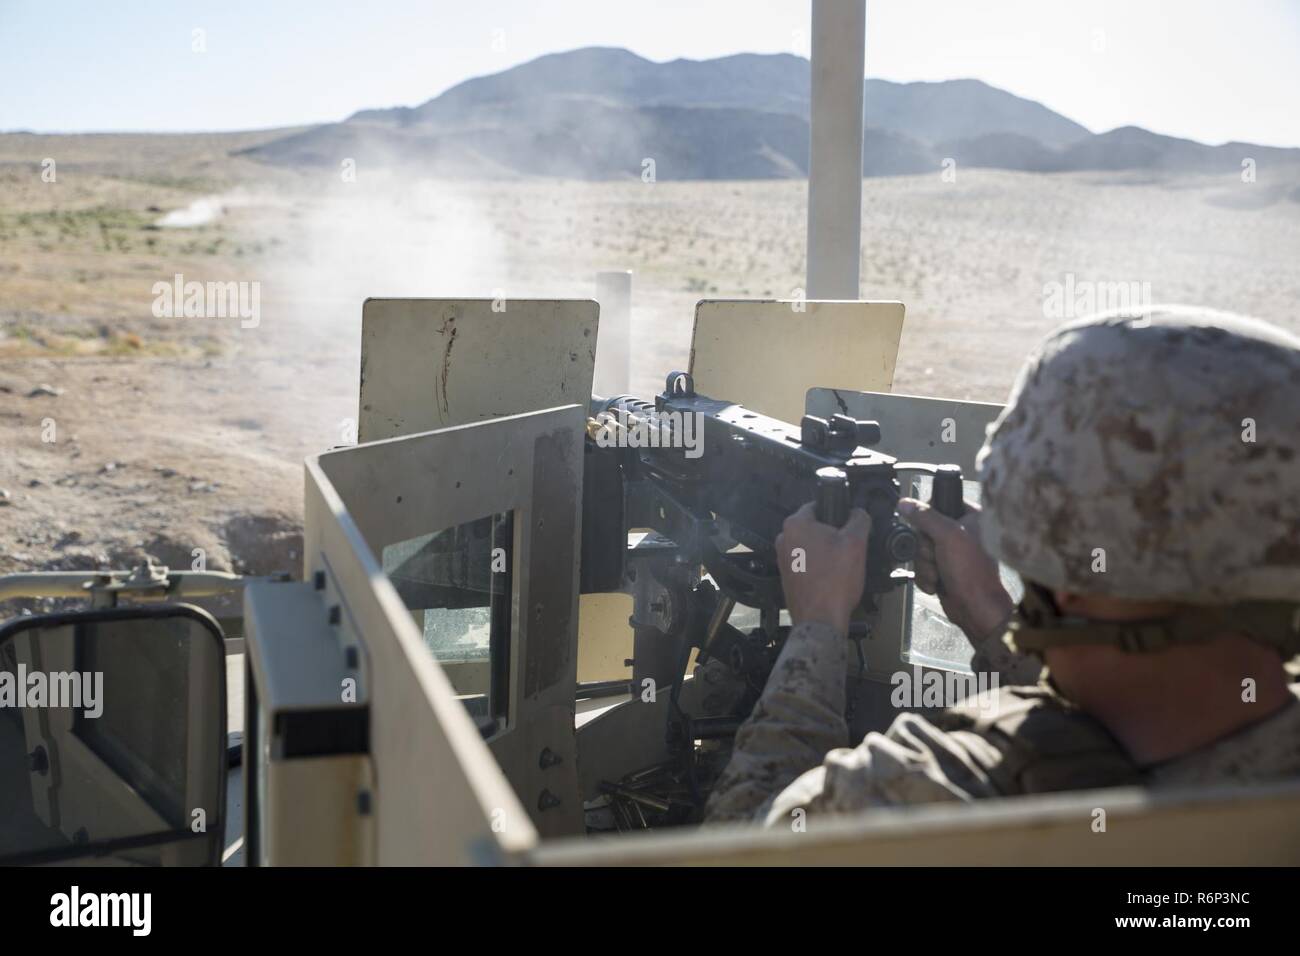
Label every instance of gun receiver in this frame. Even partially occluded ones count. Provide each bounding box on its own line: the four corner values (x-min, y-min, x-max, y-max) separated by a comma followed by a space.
581, 371, 952, 612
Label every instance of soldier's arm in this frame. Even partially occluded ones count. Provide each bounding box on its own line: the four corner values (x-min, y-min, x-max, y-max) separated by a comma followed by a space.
704, 620, 851, 822
706, 503, 870, 823
758, 710, 1005, 825
899, 498, 1044, 683
706, 621, 1007, 823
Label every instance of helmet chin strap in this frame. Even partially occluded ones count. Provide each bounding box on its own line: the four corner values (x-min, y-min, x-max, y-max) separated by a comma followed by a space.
1004, 582, 1300, 659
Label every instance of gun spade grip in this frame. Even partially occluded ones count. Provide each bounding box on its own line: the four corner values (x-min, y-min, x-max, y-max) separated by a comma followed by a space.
931, 465, 965, 519
815, 467, 850, 528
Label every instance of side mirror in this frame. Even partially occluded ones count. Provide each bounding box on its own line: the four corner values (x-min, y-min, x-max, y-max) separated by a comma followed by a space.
0, 604, 226, 865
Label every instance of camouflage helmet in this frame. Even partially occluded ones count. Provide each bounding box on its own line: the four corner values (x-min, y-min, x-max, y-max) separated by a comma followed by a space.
977, 306, 1300, 606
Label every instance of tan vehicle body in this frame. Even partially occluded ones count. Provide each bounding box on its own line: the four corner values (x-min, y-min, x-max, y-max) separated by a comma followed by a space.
254, 297, 1300, 865
7, 297, 1299, 866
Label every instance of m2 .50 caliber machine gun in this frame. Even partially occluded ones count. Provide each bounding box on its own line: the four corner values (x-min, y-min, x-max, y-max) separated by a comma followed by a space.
579, 372, 965, 826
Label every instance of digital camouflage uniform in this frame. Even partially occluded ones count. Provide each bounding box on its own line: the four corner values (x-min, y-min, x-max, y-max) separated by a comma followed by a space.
706, 308, 1300, 825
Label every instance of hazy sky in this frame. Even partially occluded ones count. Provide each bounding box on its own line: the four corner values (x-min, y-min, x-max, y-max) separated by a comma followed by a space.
3, 0, 1298, 146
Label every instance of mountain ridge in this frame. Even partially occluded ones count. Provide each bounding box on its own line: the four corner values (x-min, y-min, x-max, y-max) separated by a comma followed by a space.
241, 46, 1300, 180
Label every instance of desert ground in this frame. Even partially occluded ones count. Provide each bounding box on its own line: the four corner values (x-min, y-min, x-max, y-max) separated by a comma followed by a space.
2, 131, 1299, 594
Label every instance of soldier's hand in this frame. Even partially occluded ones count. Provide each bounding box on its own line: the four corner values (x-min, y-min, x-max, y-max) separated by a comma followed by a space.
775, 502, 871, 636
897, 497, 1014, 643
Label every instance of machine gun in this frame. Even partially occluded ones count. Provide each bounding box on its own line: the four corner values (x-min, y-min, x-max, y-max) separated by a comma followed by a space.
578, 372, 965, 826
